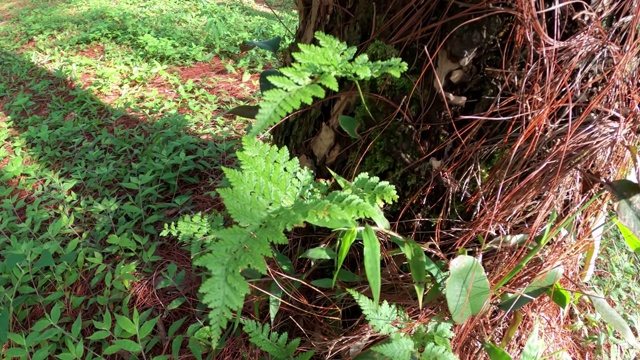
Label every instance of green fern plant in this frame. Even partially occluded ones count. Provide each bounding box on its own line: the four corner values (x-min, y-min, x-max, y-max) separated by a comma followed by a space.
164, 32, 408, 349
348, 289, 458, 360
249, 31, 407, 136
242, 319, 314, 360
164, 137, 399, 345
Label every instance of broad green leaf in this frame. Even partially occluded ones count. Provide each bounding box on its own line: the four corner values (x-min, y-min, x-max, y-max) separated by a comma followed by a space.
499, 266, 564, 311
34, 249, 56, 269
71, 314, 82, 338
614, 218, 640, 254
260, 69, 281, 93
300, 247, 336, 260
87, 330, 110, 341
446, 255, 491, 324
521, 323, 544, 360
606, 179, 640, 239
310, 278, 334, 288
50, 303, 61, 324
484, 342, 512, 360
333, 228, 357, 286
113, 339, 142, 353
269, 281, 283, 324
2, 348, 28, 357
115, 314, 137, 334
588, 292, 640, 349
546, 282, 570, 309
138, 316, 159, 339
273, 251, 294, 275
336, 269, 361, 282
362, 225, 381, 305
214, 105, 260, 120
31, 347, 50, 360
338, 115, 360, 139
242, 36, 281, 53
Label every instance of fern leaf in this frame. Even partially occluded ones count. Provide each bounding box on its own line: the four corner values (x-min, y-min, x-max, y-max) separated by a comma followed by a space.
347, 289, 404, 335
242, 319, 294, 358
372, 333, 415, 360
250, 84, 325, 136
196, 227, 271, 344
421, 342, 459, 360
242, 319, 314, 360
349, 172, 398, 206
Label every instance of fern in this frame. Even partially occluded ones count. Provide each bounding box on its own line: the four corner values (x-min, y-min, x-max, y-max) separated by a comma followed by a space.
373, 333, 415, 359
347, 288, 405, 336
242, 319, 314, 360
348, 289, 459, 360
163, 32, 407, 349
169, 137, 398, 346
249, 32, 408, 136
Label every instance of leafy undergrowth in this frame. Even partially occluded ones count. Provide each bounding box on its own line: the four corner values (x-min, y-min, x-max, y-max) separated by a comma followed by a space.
577, 220, 640, 359
0, 0, 295, 358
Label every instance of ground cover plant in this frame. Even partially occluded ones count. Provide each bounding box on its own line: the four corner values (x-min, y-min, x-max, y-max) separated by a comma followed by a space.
1, 0, 640, 359
0, 0, 296, 358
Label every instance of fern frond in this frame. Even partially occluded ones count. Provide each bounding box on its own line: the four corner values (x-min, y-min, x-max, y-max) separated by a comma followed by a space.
348, 172, 398, 206
421, 342, 459, 360
160, 212, 222, 242
347, 289, 404, 335
195, 226, 272, 343
242, 319, 315, 360
427, 320, 455, 340
372, 333, 415, 360
242, 319, 295, 358
249, 32, 407, 136
250, 84, 325, 136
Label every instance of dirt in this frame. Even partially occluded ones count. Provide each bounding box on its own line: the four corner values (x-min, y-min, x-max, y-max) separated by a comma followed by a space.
77, 44, 105, 59
172, 56, 261, 102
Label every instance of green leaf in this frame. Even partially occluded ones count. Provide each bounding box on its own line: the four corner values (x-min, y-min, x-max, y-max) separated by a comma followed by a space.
546, 282, 570, 309
71, 314, 83, 338
242, 36, 281, 53
2, 348, 28, 357
31, 347, 50, 360
606, 179, 640, 239
166, 297, 186, 311
310, 278, 334, 288
445, 255, 491, 324
521, 323, 544, 360
115, 314, 137, 334
138, 316, 159, 339
400, 237, 426, 309
269, 281, 283, 325
484, 342, 512, 360
614, 218, 640, 254
333, 228, 357, 286
338, 115, 360, 139
0, 306, 9, 345
336, 269, 361, 282
300, 247, 336, 260
87, 330, 110, 341
214, 105, 260, 120
260, 69, 281, 93
362, 225, 381, 305
587, 291, 640, 349
112, 339, 142, 353
35, 249, 56, 269
50, 303, 62, 324
499, 266, 563, 312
